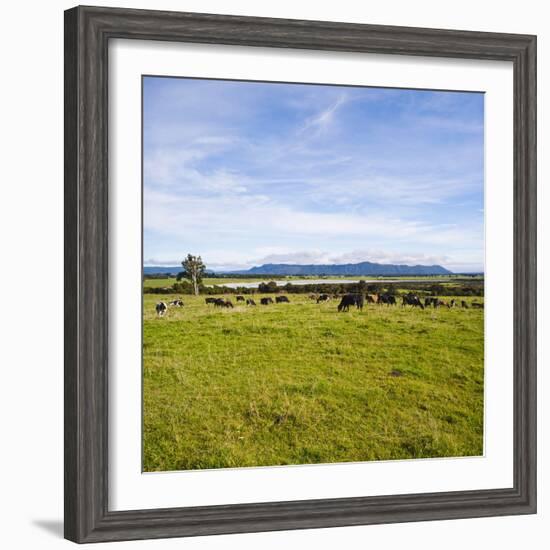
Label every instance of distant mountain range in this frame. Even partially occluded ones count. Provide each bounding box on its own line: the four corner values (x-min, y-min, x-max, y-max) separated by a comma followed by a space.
229, 262, 453, 276
143, 266, 216, 276
143, 266, 181, 275
143, 261, 453, 276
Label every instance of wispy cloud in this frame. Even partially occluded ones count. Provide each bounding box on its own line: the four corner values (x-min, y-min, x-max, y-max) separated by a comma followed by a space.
299, 93, 349, 136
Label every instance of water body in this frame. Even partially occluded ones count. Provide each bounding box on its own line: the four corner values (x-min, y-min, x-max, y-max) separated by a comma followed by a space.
206, 278, 453, 289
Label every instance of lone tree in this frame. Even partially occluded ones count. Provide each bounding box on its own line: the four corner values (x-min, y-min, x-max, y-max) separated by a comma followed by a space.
177, 254, 206, 296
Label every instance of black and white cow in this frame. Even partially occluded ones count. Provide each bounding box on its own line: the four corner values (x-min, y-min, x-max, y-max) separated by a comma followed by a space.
402, 293, 424, 309
155, 302, 167, 317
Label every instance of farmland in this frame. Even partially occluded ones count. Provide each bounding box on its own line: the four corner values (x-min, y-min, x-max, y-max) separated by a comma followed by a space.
143, 290, 484, 472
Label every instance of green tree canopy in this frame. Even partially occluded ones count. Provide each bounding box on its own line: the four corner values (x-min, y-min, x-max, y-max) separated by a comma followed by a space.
177, 254, 206, 295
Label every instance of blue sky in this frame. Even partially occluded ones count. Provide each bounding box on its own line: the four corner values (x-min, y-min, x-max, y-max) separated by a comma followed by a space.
143, 76, 484, 273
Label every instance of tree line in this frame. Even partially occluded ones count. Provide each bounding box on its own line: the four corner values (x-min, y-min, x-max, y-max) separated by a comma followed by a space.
144, 254, 484, 297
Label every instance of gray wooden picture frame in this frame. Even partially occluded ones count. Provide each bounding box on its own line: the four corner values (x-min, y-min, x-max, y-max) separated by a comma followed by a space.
64, 5, 537, 543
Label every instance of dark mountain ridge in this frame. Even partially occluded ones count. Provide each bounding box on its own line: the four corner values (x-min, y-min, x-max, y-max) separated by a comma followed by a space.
230, 261, 452, 276
143, 261, 453, 276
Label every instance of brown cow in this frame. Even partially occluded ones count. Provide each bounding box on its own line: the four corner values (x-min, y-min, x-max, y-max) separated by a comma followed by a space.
366, 294, 378, 304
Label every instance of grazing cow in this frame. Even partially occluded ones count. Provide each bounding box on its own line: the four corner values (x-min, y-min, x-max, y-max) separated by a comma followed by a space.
169, 299, 184, 307
471, 302, 484, 309
378, 293, 396, 306
260, 297, 274, 305
317, 294, 331, 303
275, 296, 290, 303
366, 294, 378, 304
213, 298, 227, 307
309, 294, 317, 300
224, 300, 234, 309
449, 299, 456, 308
337, 293, 364, 312
155, 302, 167, 317
337, 294, 354, 312
461, 300, 469, 308
428, 297, 447, 308
236, 296, 245, 302
425, 297, 436, 308
402, 293, 424, 309
205, 297, 217, 304
246, 298, 256, 306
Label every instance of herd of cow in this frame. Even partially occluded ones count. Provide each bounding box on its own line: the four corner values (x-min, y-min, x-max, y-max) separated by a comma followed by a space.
332, 292, 484, 312
203, 296, 290, 308
154, 292, 483, 317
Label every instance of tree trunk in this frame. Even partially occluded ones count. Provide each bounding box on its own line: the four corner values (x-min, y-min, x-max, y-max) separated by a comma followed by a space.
192, 272, 199, 295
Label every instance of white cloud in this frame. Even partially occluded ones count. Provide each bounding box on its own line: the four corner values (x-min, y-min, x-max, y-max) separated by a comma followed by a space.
143, 187, 483, 270
144, 188, 452, 241
299, 94, 348, 136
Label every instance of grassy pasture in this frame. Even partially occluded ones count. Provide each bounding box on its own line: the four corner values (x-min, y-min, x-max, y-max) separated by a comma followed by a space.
143, 293, 484, 472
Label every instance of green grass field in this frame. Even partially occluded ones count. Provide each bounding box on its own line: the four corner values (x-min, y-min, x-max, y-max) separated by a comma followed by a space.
143, 293, 484, 472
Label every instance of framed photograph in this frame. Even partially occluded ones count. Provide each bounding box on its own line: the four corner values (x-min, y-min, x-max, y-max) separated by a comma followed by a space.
64, 6, 536, 543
